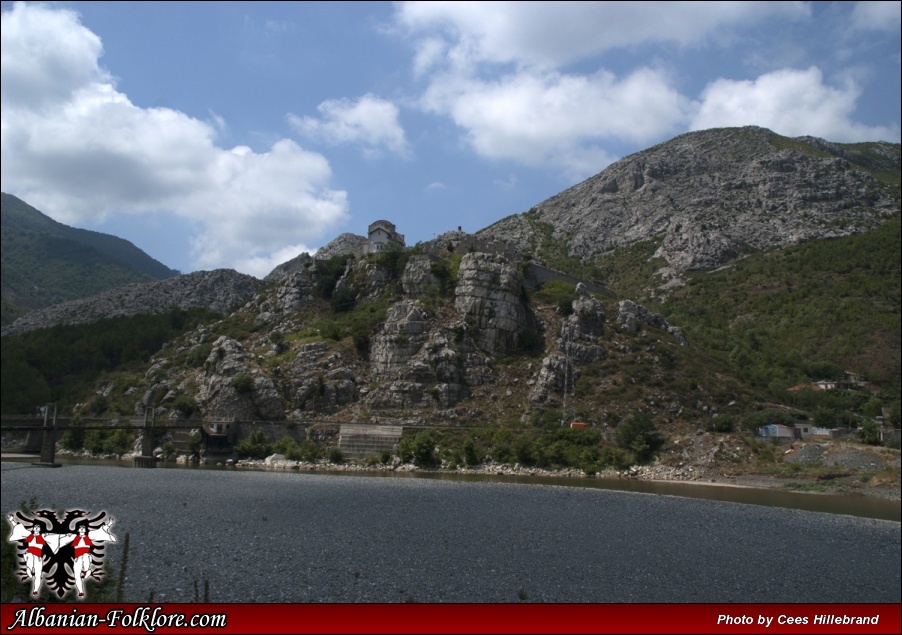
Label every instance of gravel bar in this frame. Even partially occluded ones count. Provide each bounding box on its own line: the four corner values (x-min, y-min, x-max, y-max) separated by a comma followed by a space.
2, 462, 899, 603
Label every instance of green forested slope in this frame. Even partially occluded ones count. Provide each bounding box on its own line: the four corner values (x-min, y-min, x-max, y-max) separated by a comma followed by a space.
660, 215, 901, 394
1, 193, 179, 326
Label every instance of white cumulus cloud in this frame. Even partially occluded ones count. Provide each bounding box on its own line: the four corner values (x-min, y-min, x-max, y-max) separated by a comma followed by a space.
394, 1, 897, 178
288, 94, 410, 158
691, 66, 901, 142
397, 1, 810, 71
0, 2, 348, 277
421, 67, 689, 179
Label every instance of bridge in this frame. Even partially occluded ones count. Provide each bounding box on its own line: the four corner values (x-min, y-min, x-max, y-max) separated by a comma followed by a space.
1, 414, 405, 467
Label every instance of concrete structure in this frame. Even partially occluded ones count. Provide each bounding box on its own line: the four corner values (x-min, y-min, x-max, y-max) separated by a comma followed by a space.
363, 220, 405, 255
758, 424, 795, 439
338, 424, 402, 458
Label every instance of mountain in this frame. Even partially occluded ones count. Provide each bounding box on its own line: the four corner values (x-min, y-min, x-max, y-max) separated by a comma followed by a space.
1, 127, 898, 485
1, 193, 180, 326
479, 126, 900, 272
1, 268, 264, 337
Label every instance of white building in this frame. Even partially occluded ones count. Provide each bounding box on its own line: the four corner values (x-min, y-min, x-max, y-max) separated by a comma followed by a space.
362, 220, 405, 255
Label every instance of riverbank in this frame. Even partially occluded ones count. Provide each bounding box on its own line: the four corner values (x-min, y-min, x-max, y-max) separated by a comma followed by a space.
212, 450, 902, 502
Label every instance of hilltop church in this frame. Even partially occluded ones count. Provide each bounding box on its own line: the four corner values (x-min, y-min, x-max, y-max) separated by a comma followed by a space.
361, 220, 405, 255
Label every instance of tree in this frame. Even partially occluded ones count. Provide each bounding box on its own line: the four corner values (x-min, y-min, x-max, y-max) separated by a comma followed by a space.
614, 412, 663, 463
398, 430, 438, 466
857, 420, 881, 446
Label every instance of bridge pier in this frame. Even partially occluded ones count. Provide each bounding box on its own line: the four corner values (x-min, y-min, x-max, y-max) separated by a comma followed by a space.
32, 404, 62, 468
134, 395, 157, 468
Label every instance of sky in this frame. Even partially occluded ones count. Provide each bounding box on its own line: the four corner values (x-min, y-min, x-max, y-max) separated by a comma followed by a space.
1, 1, 900, 278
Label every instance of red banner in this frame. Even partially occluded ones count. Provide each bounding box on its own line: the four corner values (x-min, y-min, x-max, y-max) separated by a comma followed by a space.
1, 603, 899, 634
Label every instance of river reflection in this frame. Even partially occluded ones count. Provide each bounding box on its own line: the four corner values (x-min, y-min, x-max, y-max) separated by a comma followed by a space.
4, 455, 899, 522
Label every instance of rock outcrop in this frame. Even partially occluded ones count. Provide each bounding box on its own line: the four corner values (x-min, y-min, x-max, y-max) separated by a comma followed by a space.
530, 284, 607, 403
401, 255, 441, 298
195, 336, 284, 421
453, 253, 531, 355
366, 300, 492, 410
315, 233, 366, 260
616, 300, 686, 345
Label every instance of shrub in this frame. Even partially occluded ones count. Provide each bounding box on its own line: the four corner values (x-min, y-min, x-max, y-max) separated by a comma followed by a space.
462, 436, 480, 466
599, 445, 630, 469
398, 430, 438, 466
375, 243, 410, 281
614, 412, 663, 463
517, 329, 544, 355
185, 430, 203, 456
513, 434, 536, 465
534, 280, 577, 315
328, 447, 344, 463
88, 395, 109, 415
172, 395, 197, 417
83, 427, 135, 456
707, 414, 735, 433
314, 255, 350, 300
330, 285, 357, 313
272, 436, 322, 462
235, 429, 271, 459
857, 420, 881, 446
230, 373, 254, 394
60, 418, 86, 451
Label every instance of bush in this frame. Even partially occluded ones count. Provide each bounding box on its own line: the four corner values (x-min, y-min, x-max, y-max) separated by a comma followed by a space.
230, 373, 254, 394
462, 436, 480, 466
328, 447, 344, 463
533, 280, 578, 315
614, 412, 663, 463
330, 285, 357, 313
513, 434, 536, 465
82, 427, 135, 456
185, 430, 203, 456
857, 420, 882, 446
272, 436, 322, 462
398, 430, 438, 466
375, 243, 410, 281
707, 414, 734, 433
599, 445, 630, 469
60, 418, 86, 451
172, 395, 197, 417
88, 395, 109, 415
235, 429, 271, 459
314, 255, 350, 300
517, 329, 544, 355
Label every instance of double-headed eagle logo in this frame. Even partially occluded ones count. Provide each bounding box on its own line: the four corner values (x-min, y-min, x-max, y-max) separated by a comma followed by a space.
7, 509, 116, 600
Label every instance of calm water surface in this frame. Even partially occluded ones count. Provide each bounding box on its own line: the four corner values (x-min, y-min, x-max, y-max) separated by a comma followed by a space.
4, 455, 899, 522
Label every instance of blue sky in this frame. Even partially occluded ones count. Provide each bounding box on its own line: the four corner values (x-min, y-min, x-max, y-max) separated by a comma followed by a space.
1, 1, 899, 277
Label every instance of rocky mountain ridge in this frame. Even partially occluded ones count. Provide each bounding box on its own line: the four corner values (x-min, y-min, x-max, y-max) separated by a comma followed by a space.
479, 126, 900, 270
128, 250, 686, 431
1, 269, 263, 336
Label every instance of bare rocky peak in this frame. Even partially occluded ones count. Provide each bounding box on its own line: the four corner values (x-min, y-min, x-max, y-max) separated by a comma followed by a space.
314, 232, 366, 260
1, 269, 264, 336
479, 126, 900, 270
265, 252, 314, 283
